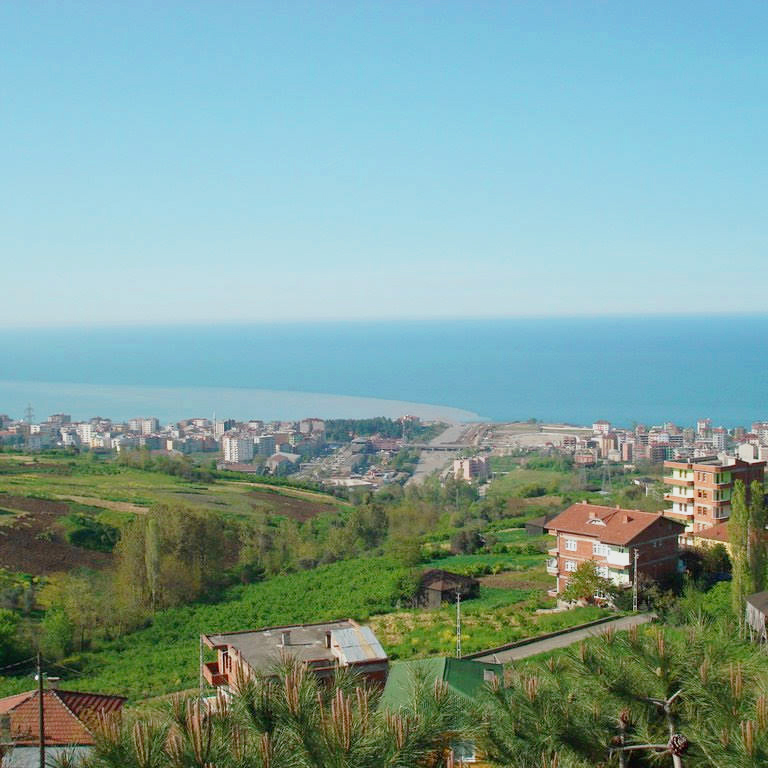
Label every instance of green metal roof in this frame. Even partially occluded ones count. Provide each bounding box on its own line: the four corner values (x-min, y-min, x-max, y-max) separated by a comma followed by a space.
378, 657, 503, 711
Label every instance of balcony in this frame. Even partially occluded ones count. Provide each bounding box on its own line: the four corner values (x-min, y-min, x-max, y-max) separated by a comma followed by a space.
664, 493, 694, 505
606, 550, 631, 567
546, 558, 559, 575
202, 661, 228, 687
663, 476, 693, 487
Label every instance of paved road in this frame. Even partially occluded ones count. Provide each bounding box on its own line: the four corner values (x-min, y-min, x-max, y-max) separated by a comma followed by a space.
407, 423, 472, 485
471, 613, 655, 663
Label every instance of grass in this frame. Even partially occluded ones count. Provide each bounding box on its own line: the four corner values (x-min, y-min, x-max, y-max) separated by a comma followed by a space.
0, 557, 412, 701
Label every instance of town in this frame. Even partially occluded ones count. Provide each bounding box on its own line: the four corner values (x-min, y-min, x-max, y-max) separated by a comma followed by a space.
1, 407, 768, 765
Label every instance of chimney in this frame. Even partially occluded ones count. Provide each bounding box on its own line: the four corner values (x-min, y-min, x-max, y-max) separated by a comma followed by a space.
589, 509, 598, 519
622, 514, 631, 523
325, 631, 332, 649
280, 631, 291, 647
46, 677, 61, 690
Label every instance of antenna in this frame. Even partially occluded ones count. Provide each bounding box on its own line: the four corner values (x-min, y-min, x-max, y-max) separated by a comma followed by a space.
456, 590, 462, 658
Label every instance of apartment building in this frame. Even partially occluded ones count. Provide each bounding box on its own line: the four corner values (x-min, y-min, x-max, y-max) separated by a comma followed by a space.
546, 503, 682, 595
453, 456, 490, 483
663, 454, 766, 533
221, 432, 254, 463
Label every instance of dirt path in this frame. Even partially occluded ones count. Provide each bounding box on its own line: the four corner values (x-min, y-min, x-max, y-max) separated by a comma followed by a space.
54, 494, 148, 514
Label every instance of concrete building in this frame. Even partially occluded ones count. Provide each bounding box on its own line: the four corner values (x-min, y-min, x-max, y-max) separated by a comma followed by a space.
222, 433, 254, 463
202, 619, 389, 691
592, 420, 611, 435
546, 503, 682, 595
663, 454, 766, 533
453, 456, 490, 483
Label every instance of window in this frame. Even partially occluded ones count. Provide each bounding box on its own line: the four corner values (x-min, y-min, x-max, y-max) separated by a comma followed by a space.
597, 565, 609, 578
565, 538, 577, 551
565, 560, 577, 572
592, 542, 608, 557
452, 742, 477, 763
483, 669, 497, 684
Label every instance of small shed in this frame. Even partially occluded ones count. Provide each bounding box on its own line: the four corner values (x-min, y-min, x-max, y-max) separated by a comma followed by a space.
418, 569, 479, 608
746, 591, 768, 643
525, 513, 558, 537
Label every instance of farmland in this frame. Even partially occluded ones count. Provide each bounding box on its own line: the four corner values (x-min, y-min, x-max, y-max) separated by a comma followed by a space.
0, 453, 351, 576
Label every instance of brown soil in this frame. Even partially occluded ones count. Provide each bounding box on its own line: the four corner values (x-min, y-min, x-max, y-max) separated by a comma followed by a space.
0, 494, 111, 575
479, 569, 551, 591
247, 489, 337, 522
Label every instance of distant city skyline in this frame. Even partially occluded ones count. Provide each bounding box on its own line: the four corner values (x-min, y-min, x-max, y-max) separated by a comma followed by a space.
2, 2, 767, 326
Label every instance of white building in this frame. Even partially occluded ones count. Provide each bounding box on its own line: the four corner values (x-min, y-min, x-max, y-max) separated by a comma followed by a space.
592, 420, 611, 435
222, 433, 254, 463
453, 456, 490, 483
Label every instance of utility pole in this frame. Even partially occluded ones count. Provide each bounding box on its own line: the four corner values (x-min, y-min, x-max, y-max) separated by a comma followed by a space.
456, 591, 462, 658
36, 653, 45, 768
632, 548, 639, 612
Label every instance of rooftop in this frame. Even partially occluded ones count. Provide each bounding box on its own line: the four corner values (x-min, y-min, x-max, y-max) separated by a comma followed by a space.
547, 503, 682, 546
203, 619, 387, 671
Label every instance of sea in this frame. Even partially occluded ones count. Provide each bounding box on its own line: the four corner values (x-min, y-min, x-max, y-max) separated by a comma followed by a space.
0, 315, 766, 427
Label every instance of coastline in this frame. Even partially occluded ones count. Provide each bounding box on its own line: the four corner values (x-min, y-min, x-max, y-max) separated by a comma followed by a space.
0, 379, 480, 424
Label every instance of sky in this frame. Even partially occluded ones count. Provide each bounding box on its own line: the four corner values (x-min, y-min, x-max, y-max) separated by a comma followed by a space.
1, 1, 767, 326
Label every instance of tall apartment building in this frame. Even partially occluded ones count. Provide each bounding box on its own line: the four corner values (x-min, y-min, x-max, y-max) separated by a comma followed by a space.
663, 454, 766, 533
453, 456, 490, 483
222, 433, 254, 463
128, 417, 160, 434
546, 503, 681, 596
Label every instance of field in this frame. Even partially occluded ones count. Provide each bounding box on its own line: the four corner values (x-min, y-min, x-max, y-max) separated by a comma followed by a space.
0, 454, 351, 576
0, 557, 412, 700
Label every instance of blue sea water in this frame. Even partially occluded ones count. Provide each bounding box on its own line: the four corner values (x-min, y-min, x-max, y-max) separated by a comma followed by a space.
0, 315, 767, 426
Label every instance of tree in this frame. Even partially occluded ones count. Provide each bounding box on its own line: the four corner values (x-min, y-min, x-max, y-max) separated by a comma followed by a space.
0, 609, 19, 665
729, 480, 750, 631
748, 479, 766, 594
561, 560, 617, 604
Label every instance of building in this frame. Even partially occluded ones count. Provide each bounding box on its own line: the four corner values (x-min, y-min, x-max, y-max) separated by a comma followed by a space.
202, 619, 389, 691
0, 687, 126, 766
592, 420, 611, 435
525, 513, 558, 537
418, 570, 479, 608
746, 592, 768, 643
379, 657, 501, 768
253, 434, 276, 456
546, 503, 682, 595
453, 456, 490, 483
222, 433, 254, 463
663, 454, 766, 533
265, 452, 301, 474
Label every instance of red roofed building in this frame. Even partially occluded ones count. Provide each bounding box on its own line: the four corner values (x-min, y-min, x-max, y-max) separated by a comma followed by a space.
0, 687, 125, 763
546, 503, 682, 595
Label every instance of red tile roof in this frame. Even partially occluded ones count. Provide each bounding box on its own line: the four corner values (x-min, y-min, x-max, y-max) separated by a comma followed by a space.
0, 690, 126, 746
546, 503, 677, 546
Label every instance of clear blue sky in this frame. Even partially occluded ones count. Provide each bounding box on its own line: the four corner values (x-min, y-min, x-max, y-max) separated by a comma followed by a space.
2, 1, 766, 325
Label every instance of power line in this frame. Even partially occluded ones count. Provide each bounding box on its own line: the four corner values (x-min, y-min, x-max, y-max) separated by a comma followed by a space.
0, 656, 36, 673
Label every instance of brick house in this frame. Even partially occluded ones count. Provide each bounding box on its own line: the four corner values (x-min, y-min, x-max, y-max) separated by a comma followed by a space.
202, 619, 389, 692
546, 503, 682, 595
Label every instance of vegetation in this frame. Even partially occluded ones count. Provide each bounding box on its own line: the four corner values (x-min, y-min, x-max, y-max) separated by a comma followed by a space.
324, 418, 445, 443
61, 659, 475, 768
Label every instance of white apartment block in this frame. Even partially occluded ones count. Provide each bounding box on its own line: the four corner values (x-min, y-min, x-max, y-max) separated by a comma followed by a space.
222, 433, 254, 463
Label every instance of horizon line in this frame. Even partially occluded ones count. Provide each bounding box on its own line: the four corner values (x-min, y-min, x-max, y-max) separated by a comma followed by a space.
3, 310, 768, 332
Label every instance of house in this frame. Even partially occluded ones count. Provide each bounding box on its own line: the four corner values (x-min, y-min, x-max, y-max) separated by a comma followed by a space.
379, 657, 501, 767
202, 619, 389, 692
418, 570, 479, 608
746, 591, 768, 643
525, 514, 557, 537
0, 687, 126, 767
546, 503, 683, 596
265, 452, 301, 475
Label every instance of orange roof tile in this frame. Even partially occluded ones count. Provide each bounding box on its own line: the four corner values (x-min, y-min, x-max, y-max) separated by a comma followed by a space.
0, 690, 126, 746
546, 503, 680, 546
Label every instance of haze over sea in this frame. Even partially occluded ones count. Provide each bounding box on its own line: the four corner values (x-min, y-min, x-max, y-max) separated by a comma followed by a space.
2, 315, 766, 427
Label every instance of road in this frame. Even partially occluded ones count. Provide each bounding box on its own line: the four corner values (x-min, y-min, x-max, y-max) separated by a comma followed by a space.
470, 612, 655, 663
407, 423, 477, 485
